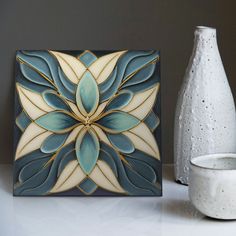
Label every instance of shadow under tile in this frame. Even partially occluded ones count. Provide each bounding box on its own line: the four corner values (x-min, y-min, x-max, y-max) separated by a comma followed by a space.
0, 165, 13, 194
162, 198, 204, 221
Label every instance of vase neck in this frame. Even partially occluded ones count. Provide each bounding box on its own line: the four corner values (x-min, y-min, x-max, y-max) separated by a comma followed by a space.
193, 26, 218, 51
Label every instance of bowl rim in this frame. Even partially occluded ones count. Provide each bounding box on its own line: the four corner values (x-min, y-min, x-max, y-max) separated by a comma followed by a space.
190, 153, 236, 171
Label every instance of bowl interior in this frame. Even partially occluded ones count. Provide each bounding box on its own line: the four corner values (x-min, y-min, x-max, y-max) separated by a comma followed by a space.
191, 154, 236, 170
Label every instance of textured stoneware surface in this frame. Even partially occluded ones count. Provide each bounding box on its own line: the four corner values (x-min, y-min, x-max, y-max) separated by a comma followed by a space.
174, 26, 236, 184
13, 50, 162, 196
189, 154, 236, 219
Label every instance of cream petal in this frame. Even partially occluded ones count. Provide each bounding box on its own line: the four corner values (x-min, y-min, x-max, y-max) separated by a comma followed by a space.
89, 51, 126, 84
122, 84, 159, 120
89, 160, 125, 193
91, 125, 110, 146
16, 84, 54, 120
124, 122, 160, 160
64, 125, 84, 146
15, 122, 52, 160
50, 51, 86, 83
89, 101, 108, 121
50, 160, 86, 193
67, 101, 86, 121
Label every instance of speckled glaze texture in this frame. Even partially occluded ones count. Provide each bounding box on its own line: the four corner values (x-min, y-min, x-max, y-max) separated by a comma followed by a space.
174, 26, 236, 185
189, 154, 236, 220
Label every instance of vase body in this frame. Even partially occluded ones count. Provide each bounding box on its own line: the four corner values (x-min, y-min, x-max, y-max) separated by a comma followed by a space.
174, 26, 236, 185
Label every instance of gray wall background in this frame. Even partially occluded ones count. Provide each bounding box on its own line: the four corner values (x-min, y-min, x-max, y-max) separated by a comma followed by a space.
0, 0, 235, 164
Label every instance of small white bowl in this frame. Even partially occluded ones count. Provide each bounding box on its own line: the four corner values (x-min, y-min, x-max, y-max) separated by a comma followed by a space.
189, 153, 236, 220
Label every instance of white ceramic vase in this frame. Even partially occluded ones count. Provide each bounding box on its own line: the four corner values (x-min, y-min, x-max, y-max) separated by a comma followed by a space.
174, 26, 236, 185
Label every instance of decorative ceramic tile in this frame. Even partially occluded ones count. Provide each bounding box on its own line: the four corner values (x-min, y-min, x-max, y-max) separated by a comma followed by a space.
13, 50, 161, 196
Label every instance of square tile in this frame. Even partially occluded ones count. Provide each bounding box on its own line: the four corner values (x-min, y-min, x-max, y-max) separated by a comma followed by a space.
13, 50, 161, 196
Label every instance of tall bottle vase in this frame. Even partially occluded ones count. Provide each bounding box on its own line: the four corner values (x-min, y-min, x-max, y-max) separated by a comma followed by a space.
174, 26, 236, 185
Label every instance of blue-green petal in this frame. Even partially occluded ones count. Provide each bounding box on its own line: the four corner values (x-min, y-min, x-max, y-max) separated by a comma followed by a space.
41, 133, 69, 153
100, 142, 158, 195
16, 51, 53, 80
16, 111, 31, 131
19, 62, 55, 89
99, 67, 117, 94
123, 51, 159, 80
58, 150, 76, 177
99, 150, 118, 177
99, 51, 159, 102
16, 73, 52, 94
123, 164, 160, 195
124, 149, 162, 183
58, 67, 76, 94
43, 90, 71, 112
144, 111, 160, 131
79, 51, 97, 67
126, 76, 159, 94
78, 178, 97, 194
97, 111, 140, 133
35, 111, 78, 132
18, 156, 51, 183
121, 63, 156, 88
13, 149, 51, 183
14, 162, 52, 196
125, 156, 157, 183
76, 71, 99, 115
14, 143, 75, 195
20, 50, 75, 102
76, 129, 99, 174
104, 90, 133, 112
107, 133, 134, 154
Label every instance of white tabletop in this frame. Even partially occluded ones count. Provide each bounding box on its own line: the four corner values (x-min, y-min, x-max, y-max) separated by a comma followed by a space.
0, 165, 235, 236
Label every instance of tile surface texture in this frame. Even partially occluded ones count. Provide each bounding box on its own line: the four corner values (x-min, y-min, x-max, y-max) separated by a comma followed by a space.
13, 50, 161, 196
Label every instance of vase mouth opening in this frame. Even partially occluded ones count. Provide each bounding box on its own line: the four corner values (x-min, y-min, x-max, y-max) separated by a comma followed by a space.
195, 26, 216, 35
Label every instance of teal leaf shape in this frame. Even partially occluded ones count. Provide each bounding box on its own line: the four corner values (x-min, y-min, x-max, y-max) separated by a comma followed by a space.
57, 150, 76, 177
18, 156, 51, 183
99, 67, 117, 94
125, 157, 157, 183
98, 150, 118, 177
58, 67, 76, 94
16, 111, 31, 132
16, 73, 52, 94
18, 50, 75, 102
107, 133, 135, 154
100, 142, 161, 195
14, 143, 75, 195
104, 90, 133, 112
35, 111, 78, 132
43, 90, 71, 112
13, 149, 52, 183
122, 51, 159, 81
76, 128, 99, 174
144, 111, 160, 131
99, 51, 159, 102
16, 51, 53, 81
97, 111, 140, 133
76, 71, 99, 115
121, 63, 156, 88
41, 133, 69, 153
14, 162, 52, 196
19, 62, 55, 89
124, 149, 162, 183
78, 178, 97, 194
79, 51, 97, 67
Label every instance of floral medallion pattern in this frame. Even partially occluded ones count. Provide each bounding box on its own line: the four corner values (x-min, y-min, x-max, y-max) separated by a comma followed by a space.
13, 50, 161, 196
